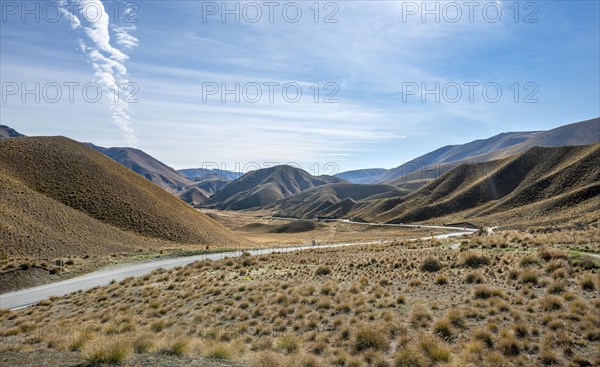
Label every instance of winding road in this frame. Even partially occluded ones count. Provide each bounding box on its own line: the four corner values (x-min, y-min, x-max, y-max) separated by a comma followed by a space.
0, 223, 475, 310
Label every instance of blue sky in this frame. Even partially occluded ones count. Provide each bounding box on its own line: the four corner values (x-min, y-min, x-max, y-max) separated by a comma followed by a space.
1, 0, 599, 173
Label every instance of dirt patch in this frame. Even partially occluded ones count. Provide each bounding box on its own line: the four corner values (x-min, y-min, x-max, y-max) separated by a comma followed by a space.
0, 267, 62, 293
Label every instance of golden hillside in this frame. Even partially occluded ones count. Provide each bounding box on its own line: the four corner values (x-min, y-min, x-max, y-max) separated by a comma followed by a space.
0, 137, 245, 257
354, 144, 600, 226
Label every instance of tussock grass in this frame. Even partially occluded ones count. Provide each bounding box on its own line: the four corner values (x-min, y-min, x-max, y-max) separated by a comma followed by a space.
82, 336, 131, 366
2, 228, 598, 367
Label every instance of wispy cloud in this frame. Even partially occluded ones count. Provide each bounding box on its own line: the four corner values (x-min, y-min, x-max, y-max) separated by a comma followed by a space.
59, 0, 138, 146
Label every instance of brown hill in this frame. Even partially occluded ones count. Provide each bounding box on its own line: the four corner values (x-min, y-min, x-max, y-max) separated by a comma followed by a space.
379, 131, 541, 184
203, 165, 341, 210
177, 186, 211, 207
385, 118, 600, 189
355, 144, 600, 225
191, 178, 230, 195
86, 144, 193, 193
272, 183, 409, 219
0, 137, 245, 257
345, 118, 599, 186
177, 179, 231, 207
469, 117, 600, 161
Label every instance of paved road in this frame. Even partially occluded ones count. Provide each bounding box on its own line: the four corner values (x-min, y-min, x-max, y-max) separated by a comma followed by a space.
0, 227, 474, 310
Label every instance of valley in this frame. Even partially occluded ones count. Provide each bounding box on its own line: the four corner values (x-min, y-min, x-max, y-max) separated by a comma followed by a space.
3, 3, 599, 365
1, 119, 599, 367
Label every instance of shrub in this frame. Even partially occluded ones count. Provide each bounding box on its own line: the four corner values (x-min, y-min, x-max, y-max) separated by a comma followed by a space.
160, 338, 189, 356
354, 325, 388, 352
579, 274, 596, 291
246, 351, 284, 367
394, 346, 427, 367
411, 305, 433, 328
461, 251, 491, 268
473, 285, 503, 299
205, 343, 234, 359
570, 255, 599, 270
420, 257, 443, 272
472, 327, 493, 348
434, 275, 448, 285
547, 280, 566, 294
150, 321, 165, 333
315, 265, 332, 276
298, 354, 324, 367
133, 333, 155, 353
497, 331, 520, 356
519, 256, 540, 267
540, 348, 559, 365
276, 334, 300, 354
519, 269, 539, 284
538, 247, 567, 262
409, 279, 422, 287
418, 334, 451, 362
433, 319, 452, 339
445, 308, 465, 328
83, 337, 131, 365
539, 295, 563, 311
465, 272, 484, 284
485, 351, 509, 366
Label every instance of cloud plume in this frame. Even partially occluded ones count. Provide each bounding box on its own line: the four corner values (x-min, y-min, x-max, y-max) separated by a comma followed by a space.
59, 0, 139, 146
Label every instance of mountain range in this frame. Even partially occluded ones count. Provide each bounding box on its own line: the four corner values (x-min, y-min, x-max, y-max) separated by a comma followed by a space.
202, 165, 345, 210
338, 118, 600, 187
178, 168, 242, 182
1, 117, 598, 228
351, 143, 600, 226
85, 144, 194, 194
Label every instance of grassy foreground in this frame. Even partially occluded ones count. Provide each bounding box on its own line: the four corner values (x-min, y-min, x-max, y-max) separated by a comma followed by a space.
1, 229, 599, 366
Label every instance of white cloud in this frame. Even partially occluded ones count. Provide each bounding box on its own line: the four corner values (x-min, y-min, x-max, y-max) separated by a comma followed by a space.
59, 0, 138, 146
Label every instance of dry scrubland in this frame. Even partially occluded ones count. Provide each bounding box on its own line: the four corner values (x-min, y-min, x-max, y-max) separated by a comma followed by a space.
1, 228, 599, 367
203, 210, 445, 247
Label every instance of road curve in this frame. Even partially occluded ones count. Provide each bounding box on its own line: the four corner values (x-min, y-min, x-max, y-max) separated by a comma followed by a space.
1, 228, 474, 310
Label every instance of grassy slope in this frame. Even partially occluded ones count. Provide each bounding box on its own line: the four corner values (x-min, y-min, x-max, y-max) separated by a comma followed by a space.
354, 144, 600, 225
0, 137, 246, 257
89, 145, 194, 194
204, 165, 330, 210
272, 183, 409, 218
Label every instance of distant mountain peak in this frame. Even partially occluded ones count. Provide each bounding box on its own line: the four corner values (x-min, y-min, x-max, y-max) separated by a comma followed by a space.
0, 124, 25, 138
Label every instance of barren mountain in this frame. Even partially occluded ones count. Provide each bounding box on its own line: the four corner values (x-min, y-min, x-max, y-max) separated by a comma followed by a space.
178, 168, 241, 181
468, 117, 600, 161
339, 118, 599, 186
272, 183, 410, 219
378, 131, 541, 183
86, 144, 193, 193
335, 168, 388, 184
176, 185, 211, 207
0, 137, 245, 257
0, 125, 24, 138
203, 165, 338, 210
177, 178, 231, 207
191, 178, 230, 194
354, 144, 600, 226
